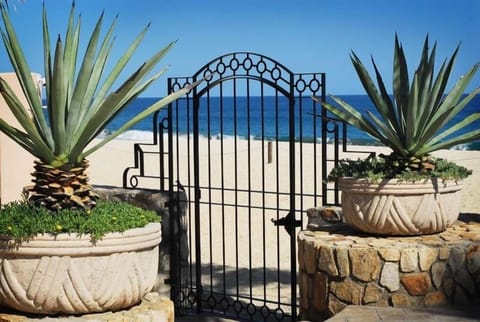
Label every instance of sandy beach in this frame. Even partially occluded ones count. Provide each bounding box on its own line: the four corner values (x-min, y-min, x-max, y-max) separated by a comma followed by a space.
89, 136, 480, 213
88, 136, 480, 312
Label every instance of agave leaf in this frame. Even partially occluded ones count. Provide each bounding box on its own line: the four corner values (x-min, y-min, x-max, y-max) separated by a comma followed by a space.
325, 34, 479, 160
415, 36, 435, 94
371, 57, 401, 135
419, 64, 479, 146
318, 96, 390, 146
393, 34, 409, 130
0, 3, 199, 169
50, 36, 67, 155
77, 65, 170, 150
69, 42, 176, 161
72, 29, 171, 146
434, 62, 478, 118
350, 52, 393, 120
365, 110, 406, 154
81, 80, 202, 159
0, 78, 52, 157
416, 89, 480, 151
405, 38, 436, 148
0, 5, 52, 146
62, 2, 79, 105
415, 41, 436, 120
428, 113, 480, 147
0, 119, 39, 153
64, 10, 110, 146
42, 2, 51, 100
405, 72, 419, 148
414, 58, 453, 145
88, 24, 161, 116
432, 45, 460, 114
0, 82, 53, 160
422, 129, 480, 153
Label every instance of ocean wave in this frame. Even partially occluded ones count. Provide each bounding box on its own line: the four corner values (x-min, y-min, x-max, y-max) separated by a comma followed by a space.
97, 129, 155, 141
98, 128, 480, 151
451, 141, 480, 151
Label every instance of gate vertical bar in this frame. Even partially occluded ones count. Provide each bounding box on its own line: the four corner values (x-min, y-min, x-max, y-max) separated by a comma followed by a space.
320, 73, 330, 206
192, 89, 203, 313
166, 78, 178, 304
288, 87, 297, 321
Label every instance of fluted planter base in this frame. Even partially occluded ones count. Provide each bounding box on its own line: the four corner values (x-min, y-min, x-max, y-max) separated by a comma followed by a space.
339, 178, 463, 235
0, 222, 161, 315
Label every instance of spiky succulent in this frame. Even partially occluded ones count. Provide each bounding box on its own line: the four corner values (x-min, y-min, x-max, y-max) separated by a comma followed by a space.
0, 3, 197, 210
314, 34, 480, 174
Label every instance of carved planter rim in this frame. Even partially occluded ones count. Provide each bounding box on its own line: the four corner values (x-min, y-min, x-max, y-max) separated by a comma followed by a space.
338, 177, 463, 195
338, 177, 463, 235
0, 222, 161, 256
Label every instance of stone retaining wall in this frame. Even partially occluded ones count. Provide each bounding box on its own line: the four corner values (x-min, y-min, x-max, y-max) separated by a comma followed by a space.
298, 214, 480, 321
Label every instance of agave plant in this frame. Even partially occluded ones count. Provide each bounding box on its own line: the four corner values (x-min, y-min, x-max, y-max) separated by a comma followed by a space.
314, 34, 480, 174
0, 3, 197, 210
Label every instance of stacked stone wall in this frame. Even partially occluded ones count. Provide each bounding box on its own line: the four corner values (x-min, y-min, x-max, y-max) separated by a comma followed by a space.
298, 216, 480, 321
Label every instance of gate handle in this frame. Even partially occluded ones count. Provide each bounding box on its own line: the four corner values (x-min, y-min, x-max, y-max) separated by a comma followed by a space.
271, 212, 301, 237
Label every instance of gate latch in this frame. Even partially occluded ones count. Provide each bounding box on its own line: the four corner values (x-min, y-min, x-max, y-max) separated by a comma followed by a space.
271, 212, 301, 237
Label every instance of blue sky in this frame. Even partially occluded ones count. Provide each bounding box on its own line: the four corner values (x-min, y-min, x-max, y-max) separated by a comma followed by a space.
0, 0, 479, 96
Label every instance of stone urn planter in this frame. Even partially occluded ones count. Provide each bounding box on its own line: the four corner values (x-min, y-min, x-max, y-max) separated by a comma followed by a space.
339, 177, 463, 235
0, 222, 161, 315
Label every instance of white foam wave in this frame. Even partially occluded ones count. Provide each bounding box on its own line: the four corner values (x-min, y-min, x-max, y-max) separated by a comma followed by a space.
97, 129, 154, 141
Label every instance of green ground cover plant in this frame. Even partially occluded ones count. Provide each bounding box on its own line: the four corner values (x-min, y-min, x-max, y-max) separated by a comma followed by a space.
0, 200, 159, 241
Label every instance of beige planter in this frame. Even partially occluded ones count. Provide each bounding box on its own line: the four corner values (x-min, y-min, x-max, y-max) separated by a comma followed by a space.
0, 222, 161, 315
339, 178, 463, 235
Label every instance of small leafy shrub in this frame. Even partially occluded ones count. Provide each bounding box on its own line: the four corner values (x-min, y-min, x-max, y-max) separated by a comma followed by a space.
328, 155, 472, 182
0, 200, 160, 242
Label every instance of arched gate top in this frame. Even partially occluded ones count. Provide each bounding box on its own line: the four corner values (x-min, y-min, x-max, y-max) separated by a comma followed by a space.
170, 52, 296, 97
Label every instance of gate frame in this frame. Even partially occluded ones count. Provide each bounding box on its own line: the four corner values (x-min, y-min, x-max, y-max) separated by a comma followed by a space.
166, 52, 328, 321
122, 52, 365, 321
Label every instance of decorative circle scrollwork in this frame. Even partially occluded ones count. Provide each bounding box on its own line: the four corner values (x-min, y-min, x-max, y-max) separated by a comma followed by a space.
220, 297, 230, 310
243, 57, 253, 71
160, 117, 169, 130
183, 81, 192, 94
216, 62, 226, 74
256, 60, 267, 74
187, 291, 196, 305
207, 295, 217, 308
230, 58, 239, 71
246, 303, 257, 315
274, 307, 285, 320
203, 69, 214, 81
260, 305, 270, 318
309, 78, 321, 92
233, 300, 243, 313
295, 78, 307, 92
129, 176, 138, 188
170, 81, 183, 91
326, 119, 339, 134
271, 67, 281, 80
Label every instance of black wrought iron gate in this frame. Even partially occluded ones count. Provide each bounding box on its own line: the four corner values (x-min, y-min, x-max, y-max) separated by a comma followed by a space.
123, 52, 345, 321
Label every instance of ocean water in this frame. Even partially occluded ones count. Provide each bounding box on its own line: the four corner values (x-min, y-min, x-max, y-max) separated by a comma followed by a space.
104, 94, 480, 151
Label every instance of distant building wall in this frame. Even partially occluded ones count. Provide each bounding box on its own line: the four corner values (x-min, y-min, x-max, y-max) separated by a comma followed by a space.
0, 72, 43, 204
